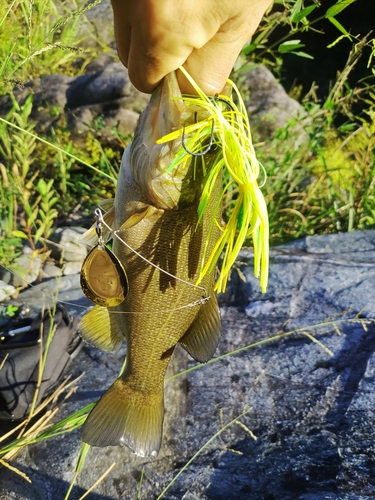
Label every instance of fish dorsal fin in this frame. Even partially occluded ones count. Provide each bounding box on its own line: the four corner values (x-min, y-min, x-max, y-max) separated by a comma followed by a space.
79, 203, 116, 246
79, 305, 125, 353
99, 198, 115, 212
180, 293, 221, 363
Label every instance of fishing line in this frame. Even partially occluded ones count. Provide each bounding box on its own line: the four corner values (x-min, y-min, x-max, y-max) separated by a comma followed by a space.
0, 264, 211, 316
95, 208, 208, 297
0, 207, 212, 317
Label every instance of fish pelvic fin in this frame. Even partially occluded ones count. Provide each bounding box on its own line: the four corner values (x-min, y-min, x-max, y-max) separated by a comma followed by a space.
180, 293, 222, 362
81, 378, 164, 458
79, 200, 115, 246
79, 305, 125, 352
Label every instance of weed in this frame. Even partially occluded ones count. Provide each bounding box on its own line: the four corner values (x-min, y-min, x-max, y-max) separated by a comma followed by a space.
236, 0, 358, 74
0, 0, 104, 93
248, 36, 375, 245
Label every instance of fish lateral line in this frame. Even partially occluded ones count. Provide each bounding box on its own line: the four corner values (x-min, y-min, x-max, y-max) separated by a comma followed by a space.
0, 263, 211, 316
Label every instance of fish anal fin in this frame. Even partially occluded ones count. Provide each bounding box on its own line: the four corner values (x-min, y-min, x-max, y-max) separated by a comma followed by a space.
79, 305, 125, 353
180, 294, 222, 363
81, 378, 164, 458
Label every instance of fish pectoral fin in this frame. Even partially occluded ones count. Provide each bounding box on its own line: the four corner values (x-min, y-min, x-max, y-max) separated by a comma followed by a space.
79, 305, 125, 353
80, 203, 116, 246
180, 293, 222, 363
121, 205, 161, 229
81, 379, 164, 458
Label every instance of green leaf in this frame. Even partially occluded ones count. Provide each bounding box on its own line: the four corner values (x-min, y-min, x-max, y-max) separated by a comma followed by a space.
327, 16, 352, 40
49, 197, 59, 207
37, 178, 48, 196
290, 51, 314, 59
242, 43, 257, 55
290, 0, 302, 21
325, 0, 357, 18
33, 225, 45, 243
278, 40, 305, 53
12, 230, 28, 239
292, 5, 317, 23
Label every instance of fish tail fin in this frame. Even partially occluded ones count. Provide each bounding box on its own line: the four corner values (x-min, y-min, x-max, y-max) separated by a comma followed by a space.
81, 378, 164, 458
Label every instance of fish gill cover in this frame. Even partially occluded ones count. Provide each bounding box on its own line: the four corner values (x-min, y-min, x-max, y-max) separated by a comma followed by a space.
157, 66, 269, 294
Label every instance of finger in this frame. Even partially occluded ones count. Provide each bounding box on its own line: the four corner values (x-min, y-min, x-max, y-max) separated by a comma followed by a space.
119, 1, 221, 93
177, 3, 272, 95
127, 32, 193, 94
177, 27, 247, 95
111, 0, 132, 68
126, 31, 216, 94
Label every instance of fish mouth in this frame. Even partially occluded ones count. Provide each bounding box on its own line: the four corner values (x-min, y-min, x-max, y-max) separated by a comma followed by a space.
129, 72, 216, 211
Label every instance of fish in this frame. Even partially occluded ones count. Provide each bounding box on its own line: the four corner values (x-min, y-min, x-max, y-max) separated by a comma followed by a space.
79, 71, 222, 458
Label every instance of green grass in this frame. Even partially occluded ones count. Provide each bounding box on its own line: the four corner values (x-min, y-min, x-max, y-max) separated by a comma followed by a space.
0, 0, 105, 92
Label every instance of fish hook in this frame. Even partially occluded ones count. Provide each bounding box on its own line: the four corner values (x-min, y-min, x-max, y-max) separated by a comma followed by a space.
181, 94, 235, 157
181, 118, 215, 157
210, 94, 236, 112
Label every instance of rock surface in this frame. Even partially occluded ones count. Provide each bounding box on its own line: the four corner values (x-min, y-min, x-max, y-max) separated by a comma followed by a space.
0, 62, 149, 143
239, 65, 309, 143
0, 62, 305, 147
1, 230, 375, 499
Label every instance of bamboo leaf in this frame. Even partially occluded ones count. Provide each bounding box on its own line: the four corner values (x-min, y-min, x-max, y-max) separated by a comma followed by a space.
292, 5, 317, 23
278, 40, 305, 53
290, 51, 314, 59
327, 16, 352, 40
290, 0, 302, 21
325, 0, 357, 18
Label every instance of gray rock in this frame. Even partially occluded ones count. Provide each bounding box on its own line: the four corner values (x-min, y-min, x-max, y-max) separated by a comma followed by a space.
63, 261, 84, 276
11, 254, 42, 287
239, 65, 309, 143
66, 62, 134, 108
0, 74, 74, 129
1, 231, 374, 499
48, 227, 88, 262
0, 62, 149, 141
0, 280, 16, 302
42, 262, 63, 279
68, 100, 140, 142
77, 0, 115, 49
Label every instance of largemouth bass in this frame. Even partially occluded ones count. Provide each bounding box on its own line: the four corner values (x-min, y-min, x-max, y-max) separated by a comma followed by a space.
79, 71, 222, 457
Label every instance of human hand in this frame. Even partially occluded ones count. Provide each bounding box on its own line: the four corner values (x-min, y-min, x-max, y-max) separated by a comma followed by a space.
111, 0, 272, 95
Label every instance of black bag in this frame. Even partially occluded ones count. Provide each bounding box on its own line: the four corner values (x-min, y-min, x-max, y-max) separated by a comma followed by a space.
0, 304, 82, 421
